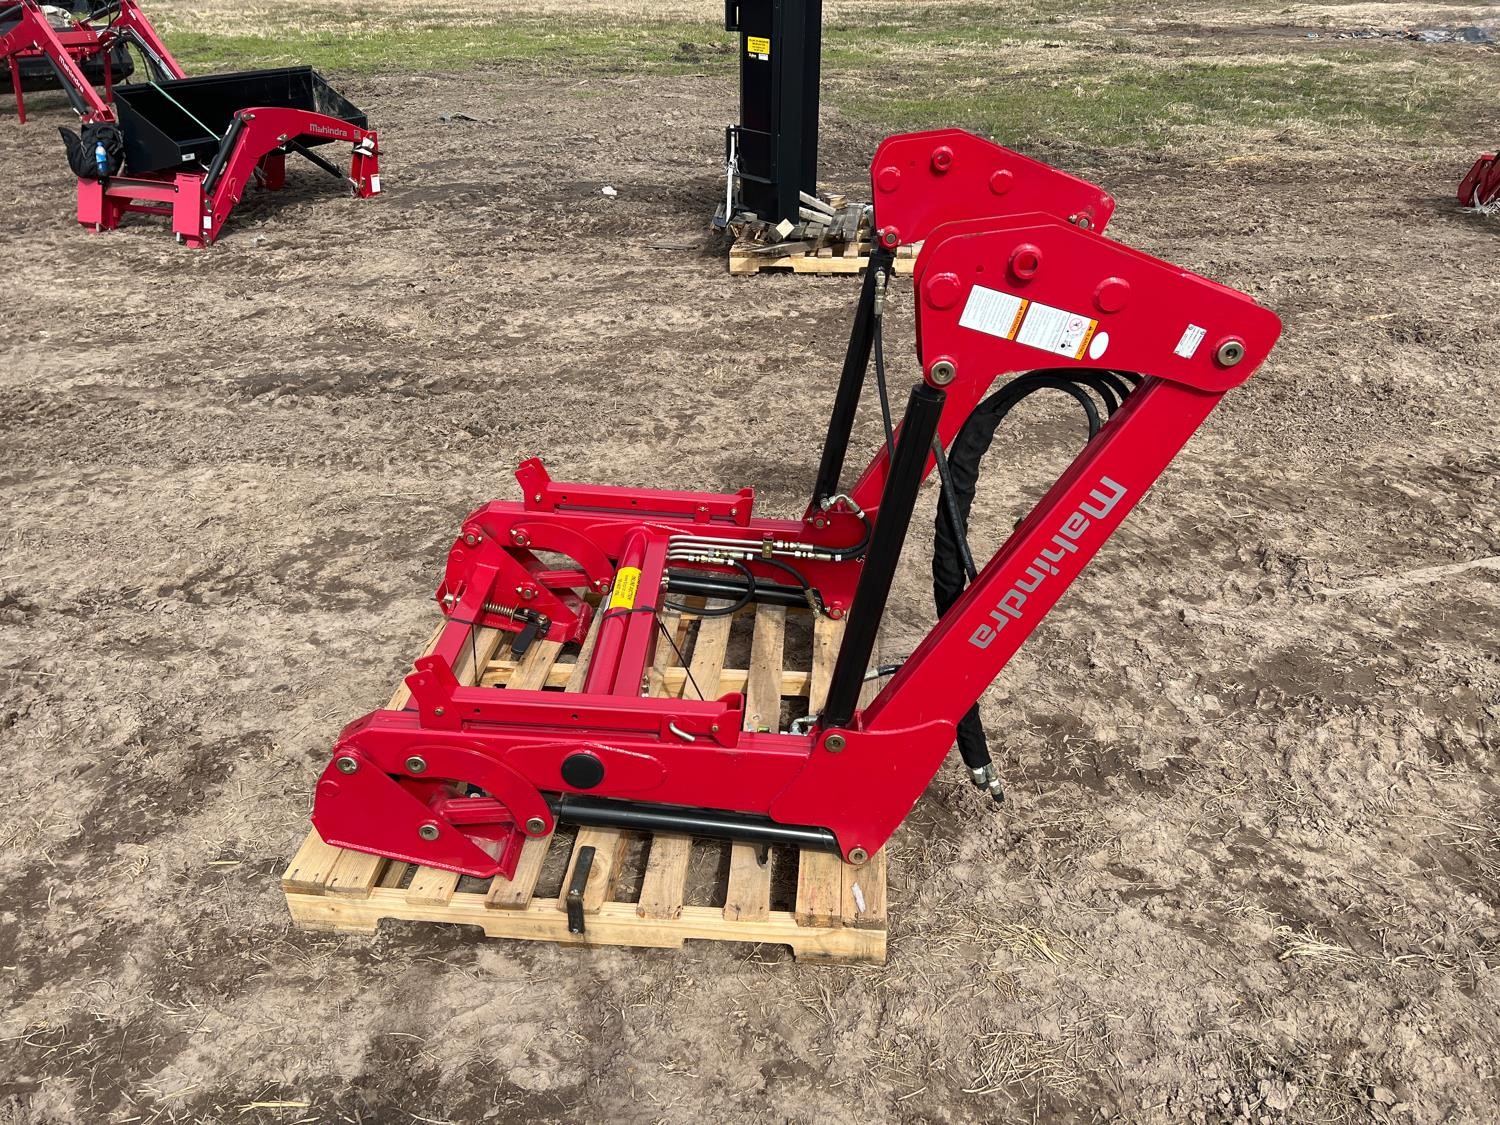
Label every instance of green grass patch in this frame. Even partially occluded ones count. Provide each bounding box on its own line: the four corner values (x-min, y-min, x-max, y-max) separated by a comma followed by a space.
151, 7, 1491, 153
167, 19, 732, 77
839, 54, 1481, 150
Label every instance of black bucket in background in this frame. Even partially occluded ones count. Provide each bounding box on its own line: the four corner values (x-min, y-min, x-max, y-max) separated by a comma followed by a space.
112, 66, 368, 174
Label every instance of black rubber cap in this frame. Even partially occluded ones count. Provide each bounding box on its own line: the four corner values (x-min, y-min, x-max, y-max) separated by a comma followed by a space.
561, 752, 605, 790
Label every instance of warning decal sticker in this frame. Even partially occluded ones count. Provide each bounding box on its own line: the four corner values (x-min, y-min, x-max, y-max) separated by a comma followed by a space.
1015, 300, 1098, 360
959, 286, 1027, 340
747, 35, 771, 59
608, 567, 642, 611
1175, 324, 1207, 359
959, 285, 1099, 360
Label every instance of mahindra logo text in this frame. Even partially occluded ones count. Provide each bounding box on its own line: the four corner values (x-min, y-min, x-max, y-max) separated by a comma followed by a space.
306, 123, 350, 138
968, 476, 1128, 650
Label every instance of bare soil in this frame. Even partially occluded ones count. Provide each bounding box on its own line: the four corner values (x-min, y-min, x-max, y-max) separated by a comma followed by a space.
2, 40, 1498, 1125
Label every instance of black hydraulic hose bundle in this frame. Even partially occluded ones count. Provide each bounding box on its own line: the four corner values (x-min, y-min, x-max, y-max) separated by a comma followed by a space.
930, 370, 1138, 798
864, 273, 1143, 802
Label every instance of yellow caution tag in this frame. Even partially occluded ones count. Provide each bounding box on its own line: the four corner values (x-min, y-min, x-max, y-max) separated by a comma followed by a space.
608, 567, 642, 611
747, 36, 771, 59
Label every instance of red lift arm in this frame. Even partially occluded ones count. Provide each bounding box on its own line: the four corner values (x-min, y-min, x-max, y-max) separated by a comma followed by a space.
1, 0, 181, 122
310, 130, 1282, 877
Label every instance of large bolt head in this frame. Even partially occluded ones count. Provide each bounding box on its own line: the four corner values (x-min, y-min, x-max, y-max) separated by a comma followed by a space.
849, 847, 869, 864
1215, 338, 1247, 367
825, 734, 847, 753
929, 360, 957, 386
418, 823, 439, 841
335, 756, 358, 774
1093, 276, 1130, 314
924, 271, 962, 311
525, 816, 547, 835
405, 755, 427, 774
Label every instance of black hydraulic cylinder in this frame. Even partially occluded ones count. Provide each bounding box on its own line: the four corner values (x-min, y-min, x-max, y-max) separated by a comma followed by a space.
726, 0, 822, 225
551, 794, 840, 852
664, 569, 807, 609
820, 383, 947, 730
809, 243, 894, 510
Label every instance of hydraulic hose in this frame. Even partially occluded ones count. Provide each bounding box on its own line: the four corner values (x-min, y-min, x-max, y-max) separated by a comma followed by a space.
931, 370, 1138, 800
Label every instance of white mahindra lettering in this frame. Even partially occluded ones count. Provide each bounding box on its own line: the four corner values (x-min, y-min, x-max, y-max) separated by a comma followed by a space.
968, 476, 1128, 650
306, 123, 349, 138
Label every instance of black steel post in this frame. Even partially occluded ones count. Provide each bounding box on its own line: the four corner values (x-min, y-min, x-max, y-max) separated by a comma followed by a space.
820, 383, 946, 729
809, 243, 894, 510
726, 0, 823, 226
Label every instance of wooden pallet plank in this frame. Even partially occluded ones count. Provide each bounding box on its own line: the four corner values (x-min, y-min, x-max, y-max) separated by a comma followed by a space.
564, 609, 605, 692
646, 608, 686, 697
682, 600, 734, 698
406, 866, 461, 907
325, 849, 385, 898
743, 604, 786, 733
281, 830, 344, 895
723, 604, 786, 920
794, 851, 845, 928
508, 639, 565, 691
557, 827, 630, 916
729, 239, 918, 277
378, 861, 411, 890
284, 891, 885, 962
637, 833, 693, 920
485, 833, 553, 910
808, 614, 845, 716
841, 848, 887, 928
449, 625, 504, 694
723, 842, 772, 922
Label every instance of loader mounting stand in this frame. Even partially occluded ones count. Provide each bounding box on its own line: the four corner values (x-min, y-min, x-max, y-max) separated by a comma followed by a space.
312, 129, 1283, 878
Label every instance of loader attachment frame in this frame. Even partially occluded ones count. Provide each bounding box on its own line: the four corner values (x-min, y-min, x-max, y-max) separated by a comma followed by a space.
310, 130, 1282, 875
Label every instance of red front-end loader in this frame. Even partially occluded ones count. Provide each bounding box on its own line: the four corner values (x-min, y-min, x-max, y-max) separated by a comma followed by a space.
306, 130, 1282, 883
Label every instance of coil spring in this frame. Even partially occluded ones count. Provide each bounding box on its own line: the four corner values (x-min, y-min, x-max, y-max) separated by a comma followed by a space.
482, 602, 527, 620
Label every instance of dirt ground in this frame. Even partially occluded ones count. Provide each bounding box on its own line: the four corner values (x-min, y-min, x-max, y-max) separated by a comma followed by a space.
2, 8, 1499, 1124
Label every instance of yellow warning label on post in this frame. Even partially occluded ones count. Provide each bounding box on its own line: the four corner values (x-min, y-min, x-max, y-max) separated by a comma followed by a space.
747, 36, 771, 58
608, 567, 642, 611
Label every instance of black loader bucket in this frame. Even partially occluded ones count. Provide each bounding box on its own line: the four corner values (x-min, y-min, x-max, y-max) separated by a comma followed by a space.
112, 66, 367, 174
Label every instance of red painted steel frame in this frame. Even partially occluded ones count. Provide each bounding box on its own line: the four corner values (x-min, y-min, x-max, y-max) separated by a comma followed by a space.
2, 0, 379, 244
1, 0, 182, 123
1460, 152, 1500, 208
868, 128, 1116, 247
311, 130, 1283, 877
2, 0, 113, 122
77, 106, 381, 246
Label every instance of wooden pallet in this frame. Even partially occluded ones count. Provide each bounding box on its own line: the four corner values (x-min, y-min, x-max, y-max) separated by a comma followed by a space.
726, 196, 920, 276
282, 603, 888, 964
729, 236, 919, 277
